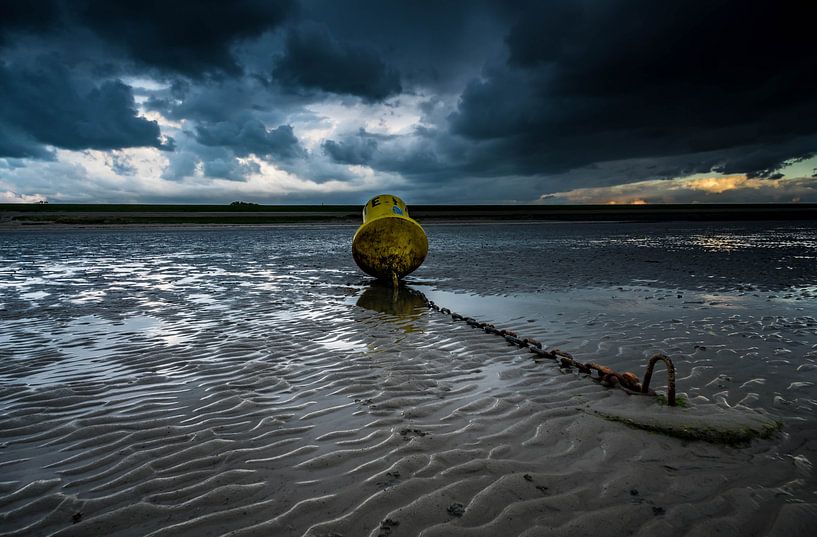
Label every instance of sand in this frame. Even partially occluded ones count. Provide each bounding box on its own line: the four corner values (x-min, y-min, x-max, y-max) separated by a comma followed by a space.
1, 223, 816, 536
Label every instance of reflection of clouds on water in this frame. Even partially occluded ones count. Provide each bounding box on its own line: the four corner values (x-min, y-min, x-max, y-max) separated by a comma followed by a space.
582, 227, 817, 253
426, 222, 817, 296
686, 229, 817, 252
688, 234, 753, 252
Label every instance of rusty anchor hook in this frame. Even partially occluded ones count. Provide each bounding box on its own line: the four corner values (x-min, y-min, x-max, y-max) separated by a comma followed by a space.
641, 353, 677, 406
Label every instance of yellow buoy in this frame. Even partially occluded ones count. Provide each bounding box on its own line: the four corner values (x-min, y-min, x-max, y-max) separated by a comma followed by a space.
352, 194, 428, 282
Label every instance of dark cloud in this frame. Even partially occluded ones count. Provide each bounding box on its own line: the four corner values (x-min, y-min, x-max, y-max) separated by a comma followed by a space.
0, 0, 61, 44
0, 57, 166, 158
298, 0, 510, 93
3, 0, 817, 202
0, 124, 54, 160
447, 0, 817, 180
322, 131, 378, 165
713, 138, 817, 178
202, 157, 260, 181
144, 77, 301, 126
145, 82, 244, 124
163, 141, 264, 182
195, 119, 304, 160
78, 1, 295, 76
160, 117, 306, 182
273, 23, 401, 101
0, 0, 296, 76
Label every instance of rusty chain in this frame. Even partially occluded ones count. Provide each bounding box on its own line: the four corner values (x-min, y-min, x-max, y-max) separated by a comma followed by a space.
425, 299, 678, 406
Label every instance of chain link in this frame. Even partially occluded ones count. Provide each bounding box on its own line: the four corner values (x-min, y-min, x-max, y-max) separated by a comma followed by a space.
425, 299, 677, 406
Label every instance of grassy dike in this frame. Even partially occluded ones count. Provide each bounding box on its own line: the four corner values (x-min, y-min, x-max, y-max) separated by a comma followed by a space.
2, 202, 817, 226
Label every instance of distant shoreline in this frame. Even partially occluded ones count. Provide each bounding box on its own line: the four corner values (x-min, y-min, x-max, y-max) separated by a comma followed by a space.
1, 203, 816, 229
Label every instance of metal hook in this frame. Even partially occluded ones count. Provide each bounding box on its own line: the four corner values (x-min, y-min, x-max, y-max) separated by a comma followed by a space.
641, 353, 677, 406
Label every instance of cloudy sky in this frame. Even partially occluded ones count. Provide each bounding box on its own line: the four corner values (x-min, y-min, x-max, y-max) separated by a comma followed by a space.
1, 0, 816, 204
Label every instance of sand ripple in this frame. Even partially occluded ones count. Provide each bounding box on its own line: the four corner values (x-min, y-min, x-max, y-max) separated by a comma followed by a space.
0, 308, 806, 537
1, 226, 816, 536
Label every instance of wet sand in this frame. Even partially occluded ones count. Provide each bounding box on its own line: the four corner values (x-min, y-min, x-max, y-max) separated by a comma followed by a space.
1, 223, 816, 536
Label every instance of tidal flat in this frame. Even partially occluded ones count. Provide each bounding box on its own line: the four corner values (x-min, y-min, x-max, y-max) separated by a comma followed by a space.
1, 222, 816, 536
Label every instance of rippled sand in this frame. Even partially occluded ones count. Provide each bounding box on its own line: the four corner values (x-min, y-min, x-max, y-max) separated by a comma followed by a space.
1, 224, 816, 536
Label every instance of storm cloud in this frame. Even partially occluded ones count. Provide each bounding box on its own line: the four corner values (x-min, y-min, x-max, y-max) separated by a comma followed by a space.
449, 0, 817, 179
322, 130, 381, 165
1, 0, 816, 203
5, 0, 296, 75
0, 57, 166, 158
273, 23, 401, 101
196, 120, 304, 161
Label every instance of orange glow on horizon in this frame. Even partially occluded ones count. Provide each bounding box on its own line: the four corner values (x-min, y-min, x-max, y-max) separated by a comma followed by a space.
686, 175, 745, 193
540, 172, 810, 205
683, 174, 781, 193
604, 198, 647, 205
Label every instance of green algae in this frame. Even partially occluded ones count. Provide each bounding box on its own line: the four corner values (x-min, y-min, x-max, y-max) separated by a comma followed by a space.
656, 393, 689, 407
590, 409, 783, 445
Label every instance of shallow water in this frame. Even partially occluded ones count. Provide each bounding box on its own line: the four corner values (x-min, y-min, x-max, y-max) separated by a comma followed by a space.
419, 222, 817, 440
1, 222, 816, 536
422, 223, 817, 494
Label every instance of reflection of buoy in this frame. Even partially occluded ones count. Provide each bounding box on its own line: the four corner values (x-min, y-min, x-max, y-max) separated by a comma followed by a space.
352, 194, 428, 283
356, 282, 428, 316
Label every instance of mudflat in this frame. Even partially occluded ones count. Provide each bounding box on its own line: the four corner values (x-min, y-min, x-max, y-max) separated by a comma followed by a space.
1, 222, 815, 536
